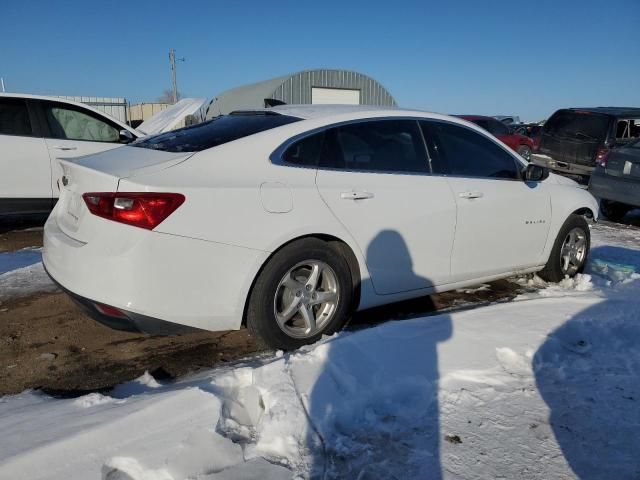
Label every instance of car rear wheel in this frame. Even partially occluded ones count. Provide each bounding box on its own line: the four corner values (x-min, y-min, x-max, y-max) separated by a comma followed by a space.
600, 200, 631, 222
517, 145, 532, 162
247, 238, 354, 350
538, 214, 590, 282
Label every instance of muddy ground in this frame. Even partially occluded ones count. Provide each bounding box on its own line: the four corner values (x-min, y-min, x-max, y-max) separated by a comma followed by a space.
0, 222, 529, 396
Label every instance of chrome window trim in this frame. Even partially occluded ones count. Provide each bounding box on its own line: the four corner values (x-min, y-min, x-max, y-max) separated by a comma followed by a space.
269, 115, 526, 181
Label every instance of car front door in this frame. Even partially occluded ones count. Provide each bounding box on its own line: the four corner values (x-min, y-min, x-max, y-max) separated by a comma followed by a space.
313, 119, 457, 294
38, 100, 132, 197
0, 97, 52, 213
422, 120, 551, 282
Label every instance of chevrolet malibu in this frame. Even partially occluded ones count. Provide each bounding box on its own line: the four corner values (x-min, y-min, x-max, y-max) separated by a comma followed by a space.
43, 105, 598, 350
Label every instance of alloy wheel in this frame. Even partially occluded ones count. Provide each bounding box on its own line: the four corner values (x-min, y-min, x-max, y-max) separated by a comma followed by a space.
273, 260, 340, 339
560, 227, 587, 276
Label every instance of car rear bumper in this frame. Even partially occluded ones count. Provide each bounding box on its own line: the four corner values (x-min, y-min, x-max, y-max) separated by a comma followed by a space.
42, 211, 269, 333
44, 264, 199, 335
589, 172, 640, 208
531, 154, 594, 177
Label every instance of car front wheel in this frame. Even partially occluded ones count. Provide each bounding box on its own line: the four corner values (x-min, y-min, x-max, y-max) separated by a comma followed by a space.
246, 238, 354, 350
538, 214, 590, 282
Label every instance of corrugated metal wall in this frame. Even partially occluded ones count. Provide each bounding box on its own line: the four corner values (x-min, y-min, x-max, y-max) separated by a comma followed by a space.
270, 70, 396, 106
55, 96, 128, 123
128, 103, 170, 122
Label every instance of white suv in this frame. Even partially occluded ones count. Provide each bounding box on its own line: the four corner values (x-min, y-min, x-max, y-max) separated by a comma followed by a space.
0, 93, 140, 216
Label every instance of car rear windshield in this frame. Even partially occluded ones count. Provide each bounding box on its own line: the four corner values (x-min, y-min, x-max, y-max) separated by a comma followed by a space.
544, 110, 610, 141
131, 112, 302, 152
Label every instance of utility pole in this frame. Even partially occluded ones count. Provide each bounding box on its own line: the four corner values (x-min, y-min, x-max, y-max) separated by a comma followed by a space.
169, 49, 185, 104
0, 77, 5, 93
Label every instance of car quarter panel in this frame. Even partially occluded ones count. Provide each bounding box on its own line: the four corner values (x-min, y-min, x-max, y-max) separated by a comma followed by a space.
539, 175, 599, 264
43, 211, 269, 331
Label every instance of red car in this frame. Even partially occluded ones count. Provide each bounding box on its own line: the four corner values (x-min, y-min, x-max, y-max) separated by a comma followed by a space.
457, 115, 535, 161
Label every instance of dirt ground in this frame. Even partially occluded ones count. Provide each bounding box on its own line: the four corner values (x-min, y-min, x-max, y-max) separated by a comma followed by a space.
0, 222, 527, 396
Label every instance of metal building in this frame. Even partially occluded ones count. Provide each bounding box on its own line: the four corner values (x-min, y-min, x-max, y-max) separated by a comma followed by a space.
205, 69, 396, 119
54, 96, 129, 123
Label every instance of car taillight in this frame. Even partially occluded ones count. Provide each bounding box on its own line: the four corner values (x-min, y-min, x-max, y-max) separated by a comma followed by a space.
94, 302, 128, 319
595, 148, 610, 167
82, 192, 185, 230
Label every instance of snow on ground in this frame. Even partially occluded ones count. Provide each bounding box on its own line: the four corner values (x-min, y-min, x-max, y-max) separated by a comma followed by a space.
1, 222, 640, 479
0, 248, 56, 301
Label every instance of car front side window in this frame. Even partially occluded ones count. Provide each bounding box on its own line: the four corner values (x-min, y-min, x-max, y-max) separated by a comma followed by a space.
44, 102, 120, 142
318, 120, 430, 174
424, 121, 521, 180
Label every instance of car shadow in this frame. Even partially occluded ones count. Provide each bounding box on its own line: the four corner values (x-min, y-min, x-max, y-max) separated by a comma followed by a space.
305, 229, 452, 478
534, 245, 640, 479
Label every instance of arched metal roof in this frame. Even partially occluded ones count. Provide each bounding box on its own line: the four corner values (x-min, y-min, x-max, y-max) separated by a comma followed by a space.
205, 69, 396, 119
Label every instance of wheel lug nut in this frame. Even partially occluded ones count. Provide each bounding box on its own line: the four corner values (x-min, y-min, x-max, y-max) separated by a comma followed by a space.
296, 291, 302, 297
306, 285, 312, 291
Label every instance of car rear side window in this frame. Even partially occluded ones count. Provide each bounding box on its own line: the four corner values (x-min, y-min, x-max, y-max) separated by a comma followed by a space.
132, 112, 302, 153
0, 98, 32, 136
282, 131, 325, 166
424, 121, 521, 180
318, 120, 430, 174
544, 111, 610, 140
616, 119, 640, 141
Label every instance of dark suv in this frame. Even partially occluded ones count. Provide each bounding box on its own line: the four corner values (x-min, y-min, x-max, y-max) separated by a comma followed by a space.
532, 107, 640, 180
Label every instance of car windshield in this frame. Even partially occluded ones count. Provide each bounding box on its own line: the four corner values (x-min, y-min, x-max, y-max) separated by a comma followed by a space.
131, 112, 302, 152
544, 111, 610, 140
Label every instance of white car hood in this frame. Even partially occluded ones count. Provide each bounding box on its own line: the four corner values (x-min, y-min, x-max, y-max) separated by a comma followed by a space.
137, 98, 207, 136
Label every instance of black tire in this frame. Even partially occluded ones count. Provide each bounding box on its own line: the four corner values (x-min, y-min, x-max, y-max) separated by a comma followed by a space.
246, 238, 354, 350
600, 200, 630, 223
517, 145, 532, 162
538, 214, 590, 283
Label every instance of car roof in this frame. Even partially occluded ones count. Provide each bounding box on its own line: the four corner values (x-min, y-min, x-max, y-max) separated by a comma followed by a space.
456, 115, 495, 121
564, 107, 640, 118
231, 105, 464, 127
0, 92, 139, 134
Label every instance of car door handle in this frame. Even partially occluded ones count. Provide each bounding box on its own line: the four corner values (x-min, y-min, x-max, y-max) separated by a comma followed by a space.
53, 146, 77, 151
341, 191, 375, 200
458, 191, 484, 199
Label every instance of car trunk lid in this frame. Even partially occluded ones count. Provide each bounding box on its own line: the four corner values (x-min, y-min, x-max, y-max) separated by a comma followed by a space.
55, 148, 193, 242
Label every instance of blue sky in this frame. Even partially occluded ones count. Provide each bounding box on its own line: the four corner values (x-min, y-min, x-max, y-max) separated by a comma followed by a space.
2, 0, 638, 121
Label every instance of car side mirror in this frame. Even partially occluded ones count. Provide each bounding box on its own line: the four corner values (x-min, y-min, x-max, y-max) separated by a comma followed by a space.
119, 129, 135, 144
524, 163, 549, 182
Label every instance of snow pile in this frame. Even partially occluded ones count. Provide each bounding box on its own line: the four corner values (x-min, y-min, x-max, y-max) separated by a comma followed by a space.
1, 222, 639, 478
3, 281, 640, 478
0, 248, 56, 300
0, 263, 56, 300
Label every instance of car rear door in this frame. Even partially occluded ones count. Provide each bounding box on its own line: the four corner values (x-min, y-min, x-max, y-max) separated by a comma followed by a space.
0, 97, 52, 213
37, 100, 132, 198
314, 118, 457, 294
422, 120, 551, 281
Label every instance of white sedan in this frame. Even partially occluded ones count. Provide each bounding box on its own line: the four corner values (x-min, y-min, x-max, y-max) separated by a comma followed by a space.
43, 105, 598, 349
